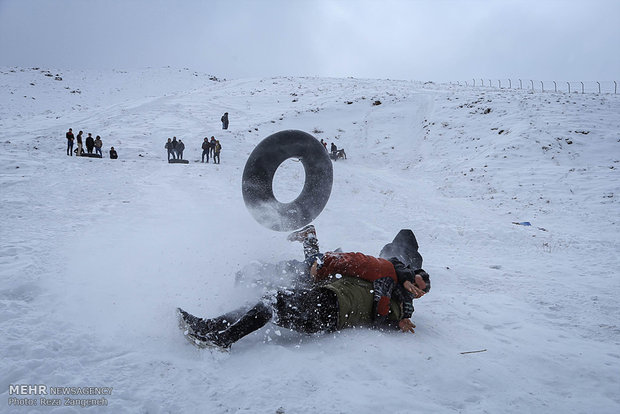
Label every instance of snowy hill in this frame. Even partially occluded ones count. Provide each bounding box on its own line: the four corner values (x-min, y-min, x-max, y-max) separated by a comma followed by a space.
1, 67, 619, 413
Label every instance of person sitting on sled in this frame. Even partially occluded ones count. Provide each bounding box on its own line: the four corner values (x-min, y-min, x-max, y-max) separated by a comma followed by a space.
178, 225, 431, 350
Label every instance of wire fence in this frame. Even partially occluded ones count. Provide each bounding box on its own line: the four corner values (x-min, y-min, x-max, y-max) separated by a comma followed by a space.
452, 79, 618, 94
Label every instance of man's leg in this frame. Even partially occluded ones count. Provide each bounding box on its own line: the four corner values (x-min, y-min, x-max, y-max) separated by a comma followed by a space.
180, 302, 273, 349
180, 305, 253, 336
211, 302, 272, 347
287, 225, 320, 260
274, 288, 337, 334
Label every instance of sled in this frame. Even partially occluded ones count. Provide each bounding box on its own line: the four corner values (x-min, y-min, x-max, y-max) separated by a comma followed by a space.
329, 149, 347, 161
169, 159, 189, 164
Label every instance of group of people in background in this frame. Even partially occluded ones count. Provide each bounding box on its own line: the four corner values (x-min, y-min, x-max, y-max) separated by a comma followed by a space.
166, 136, 222, 164
320, 138, 347, 161
66, 128, 117, 159
165, 135, 222, 164
64, 110, 346, 166
165, 137, 186, 160
201, 136, 222, 164
64, 110, 234, 162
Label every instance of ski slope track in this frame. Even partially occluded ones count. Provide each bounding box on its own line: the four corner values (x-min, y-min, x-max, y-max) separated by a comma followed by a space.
1, 67, 619, 413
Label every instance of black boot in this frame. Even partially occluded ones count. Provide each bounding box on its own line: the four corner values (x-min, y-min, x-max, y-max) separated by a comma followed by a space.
177, 308, 208, 335
178, 307, 249, 337
201, 307, 253, 333
191, 302, 273, 350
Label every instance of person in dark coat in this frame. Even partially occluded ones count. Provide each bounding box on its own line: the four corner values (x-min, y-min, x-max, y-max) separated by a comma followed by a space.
85, 133, 95, 154
178, 226, 430, 350
209, 136, 216, 158
176, 139, 185, 160
172, 137, 178, 158
201, 137, 210, 163
165, 138, 175, 160
76, 131, 84, 156
109, 147, 118, 159
330, 142, 337, 158
221, 112, 229, 130
66, 128, 74, 156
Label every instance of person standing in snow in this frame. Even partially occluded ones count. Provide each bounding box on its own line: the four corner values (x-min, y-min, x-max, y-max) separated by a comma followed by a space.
76, 130, 84, 156
85, 133, 95, 154
213, 140, 222, 164
165, 138, 175, 160
201, 137, 211, 163
209, 136, 217, 158
178, 226, 430, 350
320, 139, 327, 151
94, 135, 103, 157
221, 112, 229, 130
109, 147, 118, 159
172, 137, 179, 158
177, 139, 185, 160
66, 128, 74, 156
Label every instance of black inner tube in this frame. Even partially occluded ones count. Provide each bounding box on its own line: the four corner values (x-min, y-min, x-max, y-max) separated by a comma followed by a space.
242, 130, 333, 231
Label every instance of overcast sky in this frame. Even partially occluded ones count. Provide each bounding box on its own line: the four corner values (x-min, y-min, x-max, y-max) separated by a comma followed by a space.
0, 0, 618, 82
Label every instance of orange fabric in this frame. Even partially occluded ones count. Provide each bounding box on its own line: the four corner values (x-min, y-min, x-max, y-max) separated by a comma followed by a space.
317, 252, 397, 283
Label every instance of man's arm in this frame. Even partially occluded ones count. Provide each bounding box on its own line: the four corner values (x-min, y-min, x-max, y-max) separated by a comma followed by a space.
372, 277, 395, 319
374, 279, 417, 333
309, 260, 321, 282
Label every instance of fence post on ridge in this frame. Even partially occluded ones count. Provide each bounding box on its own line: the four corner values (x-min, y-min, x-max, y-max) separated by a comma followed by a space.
553, 81, 557, 92
519, 79, 522, 89
581, 82, 584, 94
597, 82, 601, 94
541, 81, 544, 92
508, 79, 512, 89
567, 82, 571, 93
530, 80, 534, 90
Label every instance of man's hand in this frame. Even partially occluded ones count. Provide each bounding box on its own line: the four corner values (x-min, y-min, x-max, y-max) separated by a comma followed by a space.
310, 260, 319, 281
398, 318, 416, 333
403, 279, 426, 299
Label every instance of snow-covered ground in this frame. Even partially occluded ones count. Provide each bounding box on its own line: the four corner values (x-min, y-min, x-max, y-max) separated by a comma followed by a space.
1, 67, 619, 413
